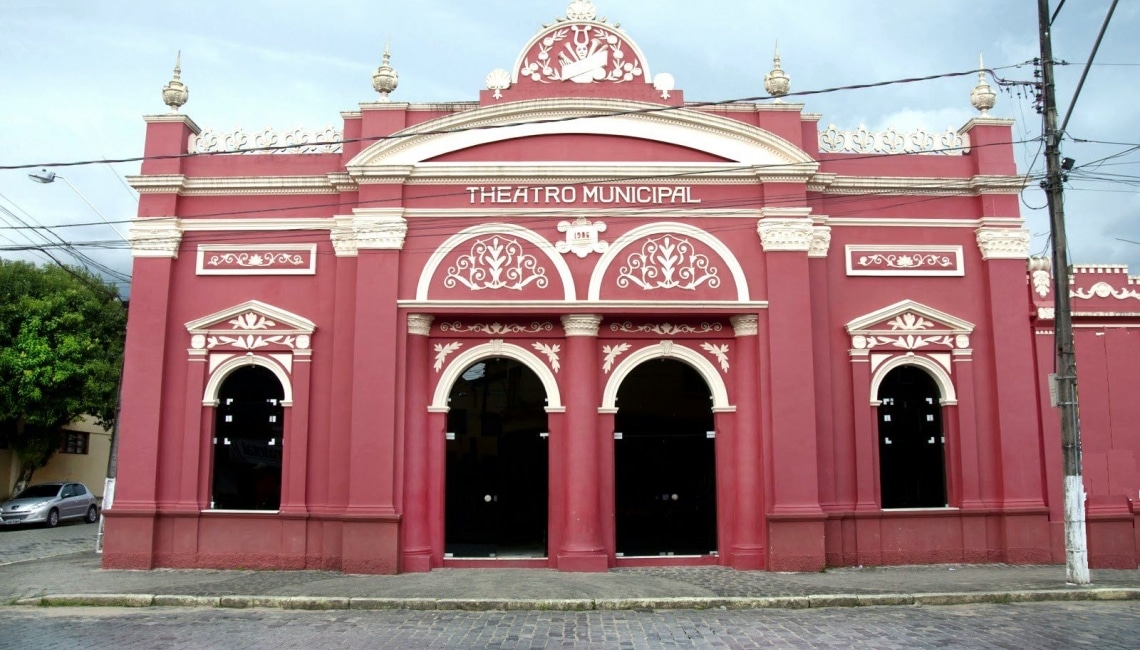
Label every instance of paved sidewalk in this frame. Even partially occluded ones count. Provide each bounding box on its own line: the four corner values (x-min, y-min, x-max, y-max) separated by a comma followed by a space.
2, 550, 1138, 611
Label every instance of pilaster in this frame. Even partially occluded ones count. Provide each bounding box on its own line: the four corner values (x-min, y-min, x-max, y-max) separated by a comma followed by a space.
402, 314, 434, 572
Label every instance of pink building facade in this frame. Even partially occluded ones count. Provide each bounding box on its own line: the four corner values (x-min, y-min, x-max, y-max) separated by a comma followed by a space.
104, 1, 1140, 574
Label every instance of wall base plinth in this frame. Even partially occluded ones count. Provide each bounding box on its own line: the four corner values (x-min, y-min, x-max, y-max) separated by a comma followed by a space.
402, 549, 433, 573
557, 551, 609, 572
729, 545, 766, 570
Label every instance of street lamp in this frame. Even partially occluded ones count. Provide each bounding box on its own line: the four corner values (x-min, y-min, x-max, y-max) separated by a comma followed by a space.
28, 169, 130, 243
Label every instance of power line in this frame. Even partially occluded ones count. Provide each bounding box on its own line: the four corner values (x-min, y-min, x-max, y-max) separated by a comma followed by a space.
0, 64, 1032, 172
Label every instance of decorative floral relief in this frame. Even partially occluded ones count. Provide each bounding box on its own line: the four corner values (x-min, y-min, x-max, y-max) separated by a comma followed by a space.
207, 334, 296, 350
863, 335, 955, 351
616, 236, 720, 292
856, 254, 954, 270
532, 342, 561, 373
190, 126, 343, 155
444, 237, 548, 292
602, 343, 631, 374
208, 252, 305, 268
434, 342, 462, 373
1072, 281, 1140, 301
609, 322, 723, 335
700, 343, 730, 373
887, 313, 935, 331
228, 313, 276, 330
1031, 268, 1052, 298
521, 26, 642, 84
818, 125, 967, 156
440, 322, 554, 334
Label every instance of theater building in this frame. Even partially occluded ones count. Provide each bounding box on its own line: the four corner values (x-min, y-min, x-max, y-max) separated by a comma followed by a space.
104, 0, 1140, 573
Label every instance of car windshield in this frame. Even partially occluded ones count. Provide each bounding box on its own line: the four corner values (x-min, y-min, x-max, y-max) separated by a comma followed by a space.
15, 485, 61, 499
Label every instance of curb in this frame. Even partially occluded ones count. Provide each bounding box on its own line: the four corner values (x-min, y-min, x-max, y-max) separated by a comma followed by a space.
13, 588, 1140, 612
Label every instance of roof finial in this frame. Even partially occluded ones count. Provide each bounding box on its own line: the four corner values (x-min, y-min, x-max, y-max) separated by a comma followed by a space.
161, 50, 189, 113
764, 41, 790, 101
372, 39, 399, 102
970, 52, 996, 116
566, 0, 597, 21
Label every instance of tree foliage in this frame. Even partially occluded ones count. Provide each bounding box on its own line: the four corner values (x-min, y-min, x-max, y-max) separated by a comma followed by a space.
0, 260, 126, 493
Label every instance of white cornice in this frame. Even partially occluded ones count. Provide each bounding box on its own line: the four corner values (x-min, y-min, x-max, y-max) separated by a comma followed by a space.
376, 162, 816, 185
143, 113, 201, 134
824, 217, 1023, 228
400, 208, 765, 219
810, 174, 1028, 196
127, 175, 338, 195
397, 300, 770, 310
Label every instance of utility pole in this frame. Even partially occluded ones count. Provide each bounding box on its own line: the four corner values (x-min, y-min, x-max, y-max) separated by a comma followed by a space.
1037, 0, 1089, 585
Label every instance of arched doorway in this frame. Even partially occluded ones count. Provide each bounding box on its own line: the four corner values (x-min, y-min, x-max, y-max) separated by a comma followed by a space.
614, 359, 717, 556
877, 365, 947, 508
445, 357, 549, 558
211, 365, 285, 510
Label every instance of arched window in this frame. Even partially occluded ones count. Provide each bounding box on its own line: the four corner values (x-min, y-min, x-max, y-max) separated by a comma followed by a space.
877, 365, 947, 509
211, 365, 285, 510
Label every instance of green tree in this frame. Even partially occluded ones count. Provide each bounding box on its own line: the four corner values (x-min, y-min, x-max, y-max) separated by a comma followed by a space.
0, 260, 126, 495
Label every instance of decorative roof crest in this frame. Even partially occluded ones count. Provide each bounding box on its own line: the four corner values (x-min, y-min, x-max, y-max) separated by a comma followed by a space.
486, 1, 674, 102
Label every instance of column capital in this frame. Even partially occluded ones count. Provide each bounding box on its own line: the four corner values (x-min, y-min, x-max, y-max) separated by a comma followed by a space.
757, 218, 814, 252
331, 213, 408, 255
975, 227, 1030, 260
730, 314, 759, 337
129, 218, 182, 258
561, 314, 602, 337
808, 226, 832, 259
407, 314, 433, 336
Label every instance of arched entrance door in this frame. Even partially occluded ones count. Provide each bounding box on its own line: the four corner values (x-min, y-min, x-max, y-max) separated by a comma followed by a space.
445, 357, 549, 558
212, 365, 285, 510
614, 359, 717, 556
877, 365, 947, 508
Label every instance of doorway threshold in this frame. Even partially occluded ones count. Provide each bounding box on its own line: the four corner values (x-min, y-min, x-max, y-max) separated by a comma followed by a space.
614, 554, 720, 568
443, 557, 550, 569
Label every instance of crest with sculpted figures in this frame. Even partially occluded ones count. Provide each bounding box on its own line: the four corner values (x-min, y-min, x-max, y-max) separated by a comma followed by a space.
485, 1, 677, 101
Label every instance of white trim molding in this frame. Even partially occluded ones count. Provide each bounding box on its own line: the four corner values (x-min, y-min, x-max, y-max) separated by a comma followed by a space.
869, 353, 957, 406
845, 245, 964, 277
601, 341, 730, 410
431, 341, 562, 410
202, 353, 294, 407
196, 244, 317, 276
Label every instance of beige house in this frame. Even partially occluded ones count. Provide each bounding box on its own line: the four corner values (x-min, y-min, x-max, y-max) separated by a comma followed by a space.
0, 416, 111, 501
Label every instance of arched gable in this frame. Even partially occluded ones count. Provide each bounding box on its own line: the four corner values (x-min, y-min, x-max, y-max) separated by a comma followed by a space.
601, 342, 730, 410
432, 341, 563, 410
346, 99, 816, 172
416, 223, 576, 301
588, 222, 749, 301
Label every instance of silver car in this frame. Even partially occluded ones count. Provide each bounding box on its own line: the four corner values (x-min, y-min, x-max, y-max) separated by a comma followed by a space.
0, 482, 99, 527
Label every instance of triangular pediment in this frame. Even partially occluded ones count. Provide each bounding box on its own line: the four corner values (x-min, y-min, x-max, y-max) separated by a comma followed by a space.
846, 299, 974, 336
185, 300, 316, 335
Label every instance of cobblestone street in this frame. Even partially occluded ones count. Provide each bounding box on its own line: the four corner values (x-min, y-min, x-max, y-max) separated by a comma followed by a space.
2, 601, 1138, 649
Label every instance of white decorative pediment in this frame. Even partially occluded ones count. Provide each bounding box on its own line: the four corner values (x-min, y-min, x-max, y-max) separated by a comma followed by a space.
186, 300, 315, 352
846, 300, 974, 352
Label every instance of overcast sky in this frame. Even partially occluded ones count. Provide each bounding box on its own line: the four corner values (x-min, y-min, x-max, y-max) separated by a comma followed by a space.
1, 0, 1138, 290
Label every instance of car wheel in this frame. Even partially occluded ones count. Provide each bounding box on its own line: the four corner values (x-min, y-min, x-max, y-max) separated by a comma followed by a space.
46, 509, 59, 528
85, 505, 99, 524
